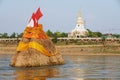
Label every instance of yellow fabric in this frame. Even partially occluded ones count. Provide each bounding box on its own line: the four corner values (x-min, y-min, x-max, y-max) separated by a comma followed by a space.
16, 41, 29, 51
29, 41, 52, 57
16, 41, 52, 57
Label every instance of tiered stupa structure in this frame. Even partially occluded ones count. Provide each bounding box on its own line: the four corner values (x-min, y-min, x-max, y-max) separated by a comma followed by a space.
10, 7, 64, 67
68, 12, 88, 38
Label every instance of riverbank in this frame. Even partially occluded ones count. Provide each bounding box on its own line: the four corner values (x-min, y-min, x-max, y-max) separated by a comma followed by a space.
0, 44, 120, 55
57, 45, 120, 55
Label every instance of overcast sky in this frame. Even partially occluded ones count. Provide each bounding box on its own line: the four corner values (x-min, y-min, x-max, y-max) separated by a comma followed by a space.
0, 0, 120, 34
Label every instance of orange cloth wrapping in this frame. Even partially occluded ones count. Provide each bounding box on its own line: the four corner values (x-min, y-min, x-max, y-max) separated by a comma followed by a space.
22, 24, 49, 39
22, 27, 32, 38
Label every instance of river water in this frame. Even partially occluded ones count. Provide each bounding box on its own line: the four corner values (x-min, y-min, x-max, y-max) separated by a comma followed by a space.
0, 54, 120, 80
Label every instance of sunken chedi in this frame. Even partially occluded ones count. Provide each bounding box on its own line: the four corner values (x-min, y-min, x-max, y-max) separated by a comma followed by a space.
10, 8, 64, 67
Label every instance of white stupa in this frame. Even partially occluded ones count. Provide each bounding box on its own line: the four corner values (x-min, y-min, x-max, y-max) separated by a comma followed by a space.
68, 12, 88, 38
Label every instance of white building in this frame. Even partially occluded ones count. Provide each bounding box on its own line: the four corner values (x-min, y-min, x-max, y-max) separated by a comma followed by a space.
68, 12, 88, 38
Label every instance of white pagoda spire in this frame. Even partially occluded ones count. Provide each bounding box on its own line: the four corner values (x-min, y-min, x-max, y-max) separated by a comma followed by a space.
77, 12, 84, 25
68, 11, 88, 38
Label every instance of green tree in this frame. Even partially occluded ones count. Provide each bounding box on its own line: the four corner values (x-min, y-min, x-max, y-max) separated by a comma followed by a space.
54, 31, 61, 37
87, 29, 93, 37
18, 33, 23, 38
87, 29, 103, 37
0, 33, 2, 38
46, 30, 53, 37
96, 32, 102, 37
113, 34, 120, 38
10, 32, 16, 38
61, 32, 68, 37
1, 33, 9, 38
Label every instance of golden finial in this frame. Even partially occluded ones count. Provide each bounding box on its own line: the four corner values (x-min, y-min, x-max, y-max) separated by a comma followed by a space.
78, 11, 82, 17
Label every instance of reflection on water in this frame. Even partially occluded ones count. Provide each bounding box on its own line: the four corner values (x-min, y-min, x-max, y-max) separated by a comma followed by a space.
14, 67, 60, 80
0, 54, 120, 80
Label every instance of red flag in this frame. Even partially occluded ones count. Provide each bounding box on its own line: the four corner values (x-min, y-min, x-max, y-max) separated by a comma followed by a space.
31, 13, 38, 27
27, 7, 43, 27
35, 7, 43, 21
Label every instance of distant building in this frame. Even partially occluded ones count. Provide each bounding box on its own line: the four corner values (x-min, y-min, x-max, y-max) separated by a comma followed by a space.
68, 12, 88, 38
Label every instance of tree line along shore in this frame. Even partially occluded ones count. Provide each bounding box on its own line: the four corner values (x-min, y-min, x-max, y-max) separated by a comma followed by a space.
0, 29, 120, 38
